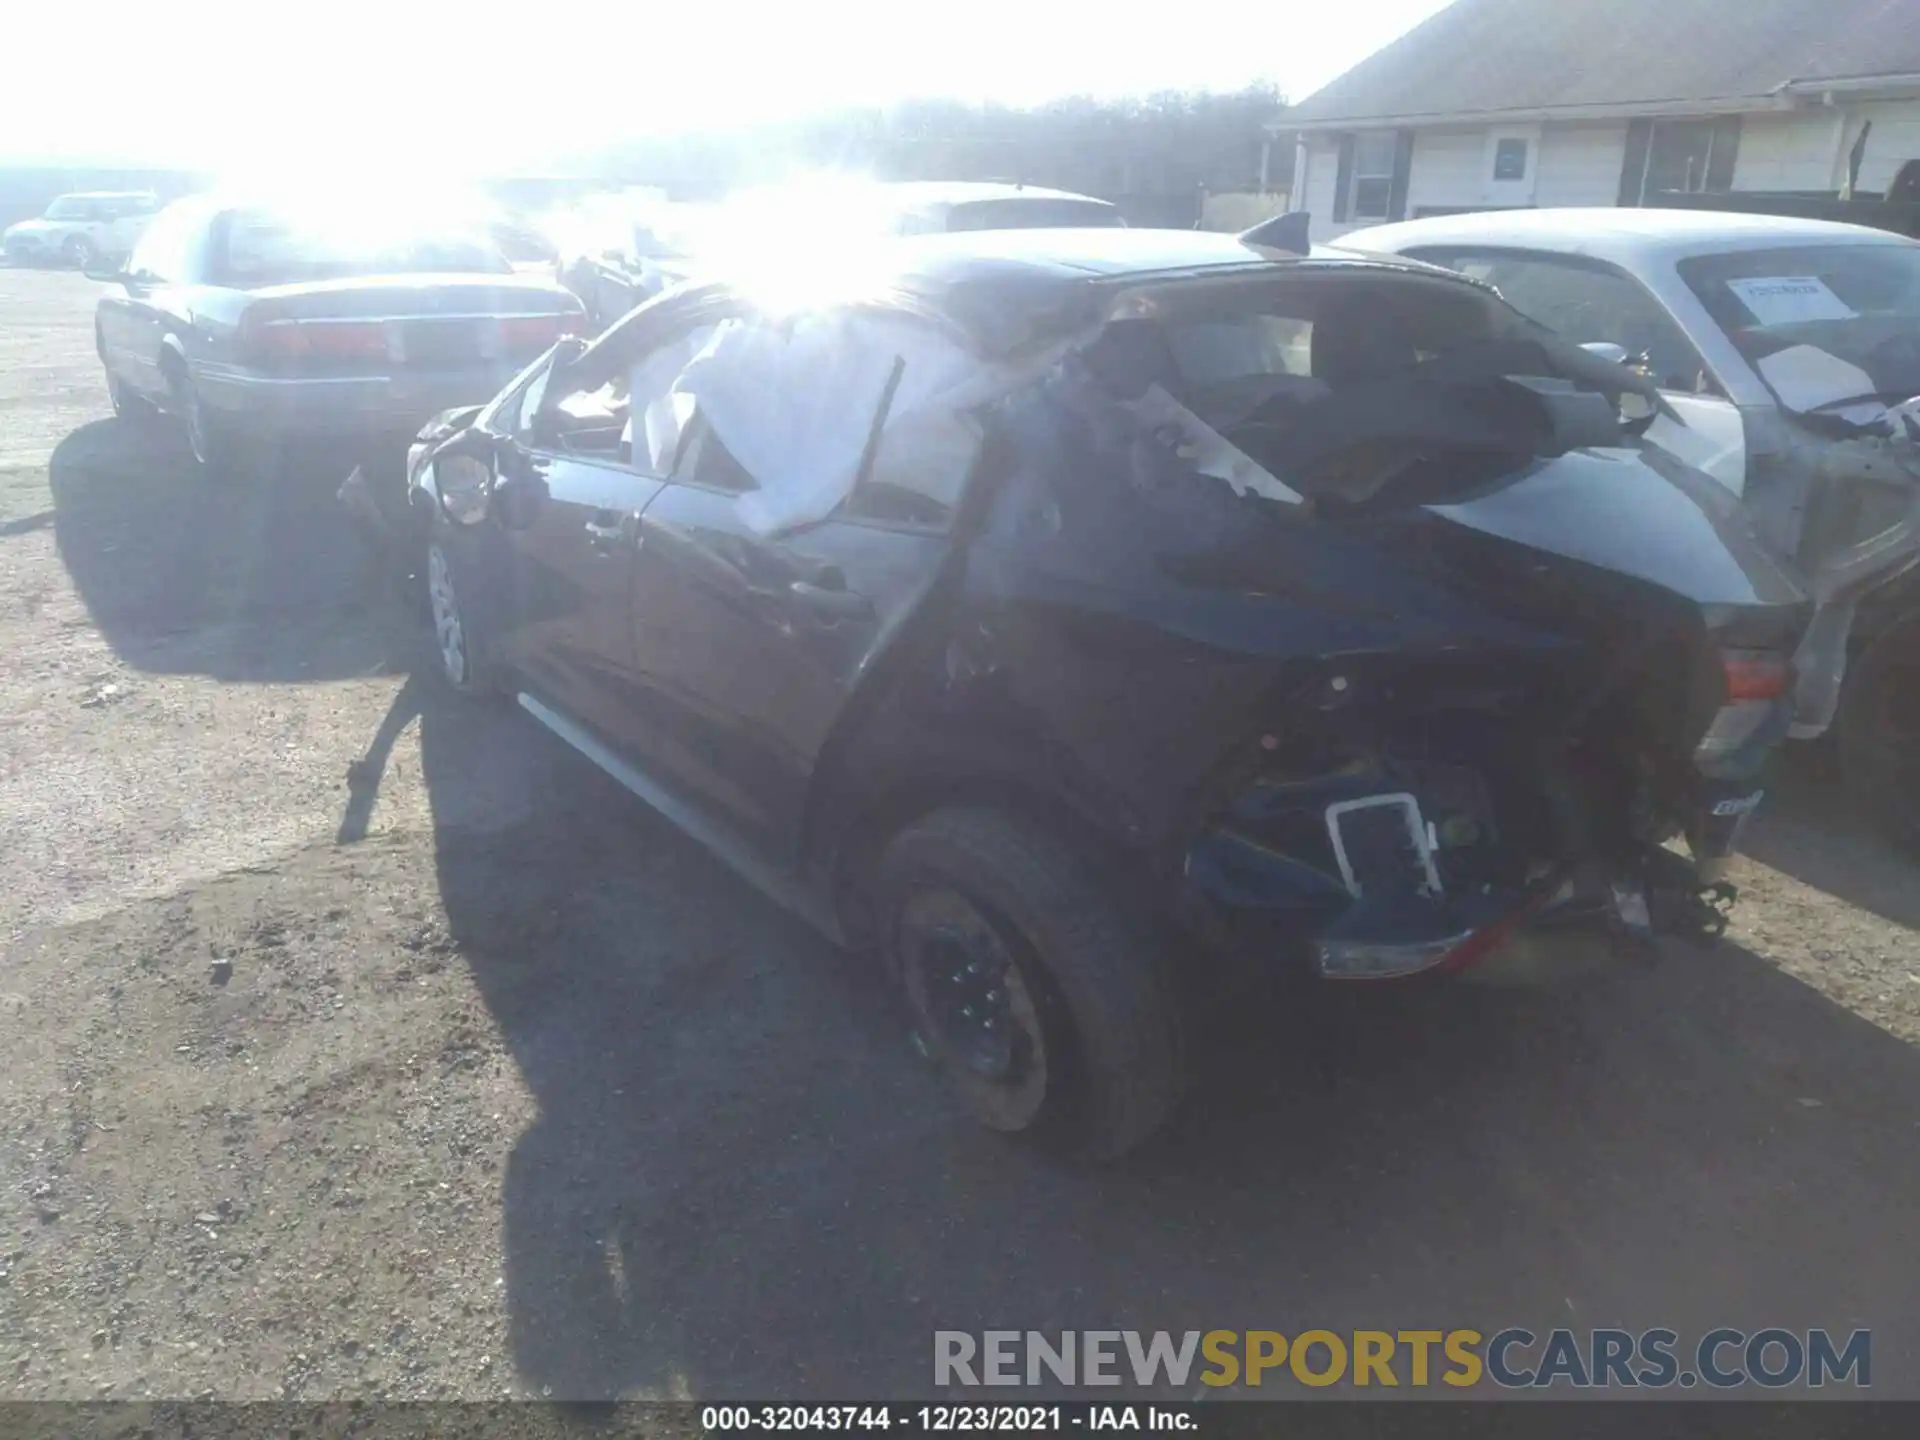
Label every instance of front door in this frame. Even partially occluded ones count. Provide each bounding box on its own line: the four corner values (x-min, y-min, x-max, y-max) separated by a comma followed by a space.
492, 293, 743, 750
497, 439, 661, 740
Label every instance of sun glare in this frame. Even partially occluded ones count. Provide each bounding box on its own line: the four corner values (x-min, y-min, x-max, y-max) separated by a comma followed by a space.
674, 172, 912, 314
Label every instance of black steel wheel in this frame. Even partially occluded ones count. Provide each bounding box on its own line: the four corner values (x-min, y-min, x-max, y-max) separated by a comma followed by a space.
877, 807, 1185, 1159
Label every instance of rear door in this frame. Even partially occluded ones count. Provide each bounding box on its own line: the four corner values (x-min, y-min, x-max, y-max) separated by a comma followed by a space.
625, 316, 972, 857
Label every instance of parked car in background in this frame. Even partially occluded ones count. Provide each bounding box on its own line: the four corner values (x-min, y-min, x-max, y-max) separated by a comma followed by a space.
393, 229, 1806, 1156
91, 194, 587, 481
553, 194, 702, 329
875, 181, 1124, 235
1345, 208, 1920, 849
557, 182, 1126, 331
4, 191, 157, 268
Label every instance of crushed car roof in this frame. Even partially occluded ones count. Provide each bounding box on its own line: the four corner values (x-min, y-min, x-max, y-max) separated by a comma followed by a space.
591, 227, 1483, 363
860, 228, 1467, 353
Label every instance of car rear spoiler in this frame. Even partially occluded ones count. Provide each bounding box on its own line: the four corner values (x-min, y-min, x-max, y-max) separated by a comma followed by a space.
1239, 211, 1312, 257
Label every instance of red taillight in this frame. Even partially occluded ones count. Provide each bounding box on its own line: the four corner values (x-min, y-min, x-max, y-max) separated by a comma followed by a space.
238, 310, 385, 362
1721, 649, 1791, 702
1697, 649, 1792, 765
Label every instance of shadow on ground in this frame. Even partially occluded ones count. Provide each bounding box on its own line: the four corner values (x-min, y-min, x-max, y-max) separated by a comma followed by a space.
1741, 751, 1920, 932
332, 652, 1920, 1401
49, 416, 405, 683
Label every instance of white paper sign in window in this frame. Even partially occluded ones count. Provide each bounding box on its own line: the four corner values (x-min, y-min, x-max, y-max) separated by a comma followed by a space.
1724, 276, 1857, 327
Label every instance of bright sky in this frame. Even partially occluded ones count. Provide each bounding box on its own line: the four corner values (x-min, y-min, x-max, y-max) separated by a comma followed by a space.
3, 0, 1451, 174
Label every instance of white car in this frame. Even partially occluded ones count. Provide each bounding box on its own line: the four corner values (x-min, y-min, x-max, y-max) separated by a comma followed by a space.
1344, 207, 1920, 843
3, 191, 159, 269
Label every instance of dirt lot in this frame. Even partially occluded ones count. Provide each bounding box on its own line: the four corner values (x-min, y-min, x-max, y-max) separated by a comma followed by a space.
3, 267, 1919, 1403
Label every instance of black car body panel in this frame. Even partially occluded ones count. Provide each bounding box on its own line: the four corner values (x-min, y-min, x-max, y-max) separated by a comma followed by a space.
405, 231, 1810, 982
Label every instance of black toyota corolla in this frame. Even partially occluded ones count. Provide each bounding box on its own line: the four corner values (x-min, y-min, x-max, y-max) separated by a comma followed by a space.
383, 227, 1808, 1158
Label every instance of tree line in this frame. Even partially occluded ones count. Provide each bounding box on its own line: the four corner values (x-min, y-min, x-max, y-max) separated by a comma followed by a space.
580, 84, 1289, 225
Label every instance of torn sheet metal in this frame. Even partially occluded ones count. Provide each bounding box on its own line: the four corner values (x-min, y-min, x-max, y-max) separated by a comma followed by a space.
1126, 384, 1304, 507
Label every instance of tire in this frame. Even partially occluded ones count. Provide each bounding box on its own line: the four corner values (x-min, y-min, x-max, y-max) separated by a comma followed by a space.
876, 806, 1186, 1160
166, 364, 245, 483
426, 531, 506, 697
1838, 619, 1920, 854
63, 233, 95, 269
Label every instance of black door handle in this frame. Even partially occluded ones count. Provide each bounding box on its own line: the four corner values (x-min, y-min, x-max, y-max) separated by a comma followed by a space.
584, 510, 628, 551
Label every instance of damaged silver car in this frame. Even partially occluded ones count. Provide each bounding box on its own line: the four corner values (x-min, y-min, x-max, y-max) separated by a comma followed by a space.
385, 228, 1809, 1157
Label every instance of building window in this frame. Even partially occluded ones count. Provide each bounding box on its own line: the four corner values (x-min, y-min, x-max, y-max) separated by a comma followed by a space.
1349, 132, 1398, 221
1619, 115, 1742, 204
1493, 138, 1529, 182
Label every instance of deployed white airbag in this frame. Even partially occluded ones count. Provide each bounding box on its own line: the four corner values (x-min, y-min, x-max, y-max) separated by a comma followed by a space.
671, 312, 1011, 534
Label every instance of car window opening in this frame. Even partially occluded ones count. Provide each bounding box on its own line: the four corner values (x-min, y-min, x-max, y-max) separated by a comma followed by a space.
215, 210, 512, 288
1077, 272, 1651, 514
1677, 244, 1920, 412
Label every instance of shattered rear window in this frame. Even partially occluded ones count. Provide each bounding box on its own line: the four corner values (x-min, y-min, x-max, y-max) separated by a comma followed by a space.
1076, 271, 1636, 512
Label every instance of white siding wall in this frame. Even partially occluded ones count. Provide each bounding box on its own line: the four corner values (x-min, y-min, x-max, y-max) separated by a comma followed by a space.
1299, 97, 1920, 243
1855, 101, 1920, 192
1405, 129, 1489, 214
1303, 138, 1348, 241
1534, 123, 1630, 206
1309, 121, 1626, 237
1733, 102, 1920, 192
1733, 113, 1845, 190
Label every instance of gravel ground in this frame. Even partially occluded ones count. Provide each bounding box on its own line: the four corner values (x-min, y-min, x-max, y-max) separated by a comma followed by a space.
2, 267, 1919, 1404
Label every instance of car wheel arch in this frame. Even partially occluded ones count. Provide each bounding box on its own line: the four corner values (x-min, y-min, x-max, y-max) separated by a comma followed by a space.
807, 680, 1161, 962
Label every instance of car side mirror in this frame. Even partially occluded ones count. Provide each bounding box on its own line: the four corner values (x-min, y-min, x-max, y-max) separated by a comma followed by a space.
1579, 341, 1632, 366
86, 264, 132, 285
428, 432, 497, 527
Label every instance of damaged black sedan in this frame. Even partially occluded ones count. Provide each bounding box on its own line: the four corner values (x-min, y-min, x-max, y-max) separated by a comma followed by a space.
390, 229, 1808, 1157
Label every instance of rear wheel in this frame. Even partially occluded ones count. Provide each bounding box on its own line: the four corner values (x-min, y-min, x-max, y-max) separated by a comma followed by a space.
1838, 619, 1920, 853
167, 365, 244, 483
876, 807, 1186, 1160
